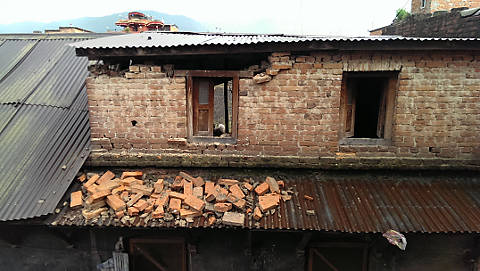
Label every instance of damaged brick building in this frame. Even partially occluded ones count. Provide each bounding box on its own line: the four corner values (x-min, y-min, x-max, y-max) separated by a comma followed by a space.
1, 31, 480, 271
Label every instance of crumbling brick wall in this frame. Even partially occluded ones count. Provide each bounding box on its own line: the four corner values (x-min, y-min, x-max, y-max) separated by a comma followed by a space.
86, 50, 480, 163
412, 0, 480, 14
372, 7, 480, 38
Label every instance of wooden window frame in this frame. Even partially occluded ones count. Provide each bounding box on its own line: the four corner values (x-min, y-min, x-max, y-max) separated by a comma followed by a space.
129, 237, 186, 271
186, 70, 239, 144
339, 71, 398, 146
308, 242, 369, 271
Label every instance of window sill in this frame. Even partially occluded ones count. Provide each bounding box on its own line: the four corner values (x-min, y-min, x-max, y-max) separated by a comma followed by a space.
339, 138, 391, 146
188, 136, 237, 144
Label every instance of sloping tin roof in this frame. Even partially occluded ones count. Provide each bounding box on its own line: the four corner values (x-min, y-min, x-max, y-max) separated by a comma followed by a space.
53, 170, 480, 233
71, 31, 480, 50
0, 34, 104, 221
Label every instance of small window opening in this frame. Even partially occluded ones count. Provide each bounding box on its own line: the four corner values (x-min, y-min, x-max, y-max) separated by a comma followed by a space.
351, 78, 386, 138
341, 72, 397, 143
421, 0, 426, 8
192, 77, 233, 137
131, 120, 137, 126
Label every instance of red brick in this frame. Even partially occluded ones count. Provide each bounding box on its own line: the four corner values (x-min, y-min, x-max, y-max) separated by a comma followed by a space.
70, 191, 82, 208
233, 198, 246, 209
304, 195, 314, 201
82, 207, 107, 220
171, 176, 184, 190
242, 182, 253, 191
184, 195, 205, 211
214, 203, 232, 212
183, 181, 193, 195
133, 199, 149, 211
155, 192, 169, 207
96, 170, 115, 185
258, 194, 280, 212
127, 193, 143, 207
205, 181, 215, 195
193, 187, 203, 198
253, 207, 263, 221
207, 216, 216, 226
116, 210, 124, 219
169, 198, 182, 212
152, 205, 164, 218
91, 189, 111, 201
77, 174, 86, 182
106, 194, 125, 211
128, 207, 139, 216
154, 179, 164, 193
180, 209, 201, 218
120, 171, 143, 179
218, 178, 239, 186
229, 184, 245, 199
254, 182, 269, 196
83, 174, 99, 188
169, 191, 186, 200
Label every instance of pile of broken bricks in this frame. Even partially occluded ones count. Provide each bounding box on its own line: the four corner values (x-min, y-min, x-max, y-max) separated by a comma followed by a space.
70, 171, 294, 227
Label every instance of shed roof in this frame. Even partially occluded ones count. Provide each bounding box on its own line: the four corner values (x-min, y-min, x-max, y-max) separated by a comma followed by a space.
53, 169, 480, 234
0, 33, 114, 221
71, 32, 480, 58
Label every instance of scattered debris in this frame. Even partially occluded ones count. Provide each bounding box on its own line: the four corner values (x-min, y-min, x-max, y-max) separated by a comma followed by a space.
72, 170, 295, 227
304, 195, 314, 201
383, 230, 407, 250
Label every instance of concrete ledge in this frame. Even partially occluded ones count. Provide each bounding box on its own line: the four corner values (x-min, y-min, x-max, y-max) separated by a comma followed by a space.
85, 152, 480, 170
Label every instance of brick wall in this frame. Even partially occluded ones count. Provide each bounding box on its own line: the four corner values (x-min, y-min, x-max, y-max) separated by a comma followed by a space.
371, 8, 480, 38
86, 50, 480, 166
412, 0, 480, 14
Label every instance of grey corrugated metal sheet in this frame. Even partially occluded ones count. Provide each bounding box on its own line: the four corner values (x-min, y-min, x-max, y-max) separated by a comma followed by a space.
52, 170, 480, 233
71, 31, 480, 49
0, 34, 100, 221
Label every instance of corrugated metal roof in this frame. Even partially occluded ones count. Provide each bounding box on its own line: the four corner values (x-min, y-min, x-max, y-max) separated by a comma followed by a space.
71, 31, 480, 49
52, 170, 480, 233
0, 34, 97, 221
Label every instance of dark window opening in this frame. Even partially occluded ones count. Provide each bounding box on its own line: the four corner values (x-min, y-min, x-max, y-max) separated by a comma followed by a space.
351, 78, 386, 138
421, 0, 426, 8
308, 244, 368, 271
340, 72, 397, 143
129, 238, 186, 271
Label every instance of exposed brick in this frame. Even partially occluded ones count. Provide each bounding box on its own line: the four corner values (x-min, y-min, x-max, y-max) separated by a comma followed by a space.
183, 181, 193, 195
128, 207, 139, 216
96, 171, 115, 185
169, 198, 182, 212
120, 171, 143, 179
83, 174, 99, 188
229, 184, 245, 199
82, 207, 107, 220
106, 194, 125, 211
70, 191, 82, 208
214, 203, 232, 212
258, 194, 280, 212
253, 207, 263, 221
254, 182, 269, 196
152, 205, 165, 218
184, 195, 205, 211
218, 178, 239, 186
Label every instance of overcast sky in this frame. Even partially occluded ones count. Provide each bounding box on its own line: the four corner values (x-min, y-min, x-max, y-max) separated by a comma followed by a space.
1, 0, 411, 36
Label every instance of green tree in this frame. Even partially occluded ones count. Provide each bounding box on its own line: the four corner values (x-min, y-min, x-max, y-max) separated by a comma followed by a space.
395, 8, 411, 21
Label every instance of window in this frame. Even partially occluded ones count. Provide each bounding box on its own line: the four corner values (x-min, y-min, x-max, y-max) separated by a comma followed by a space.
308, 243, 368, 271
421, 0, 426, 8
186, 71, 239, 143
129, 238, 186, 271
340, 72, 398, 145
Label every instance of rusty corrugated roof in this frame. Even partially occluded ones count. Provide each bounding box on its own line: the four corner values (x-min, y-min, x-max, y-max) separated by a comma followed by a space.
52, 170, 480, 233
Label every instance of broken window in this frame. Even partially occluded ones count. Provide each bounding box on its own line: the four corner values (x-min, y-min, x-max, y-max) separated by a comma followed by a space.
340, 72, 397, 144
187, 71, 239, 143
308, 243, 368, 271
129, 238, 186, 271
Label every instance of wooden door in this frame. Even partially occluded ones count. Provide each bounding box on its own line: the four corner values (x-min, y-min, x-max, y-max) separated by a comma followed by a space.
192, 78, 214, 136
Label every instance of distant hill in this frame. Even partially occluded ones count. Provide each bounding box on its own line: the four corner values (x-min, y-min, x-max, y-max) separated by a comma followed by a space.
0, 10, 207, 33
